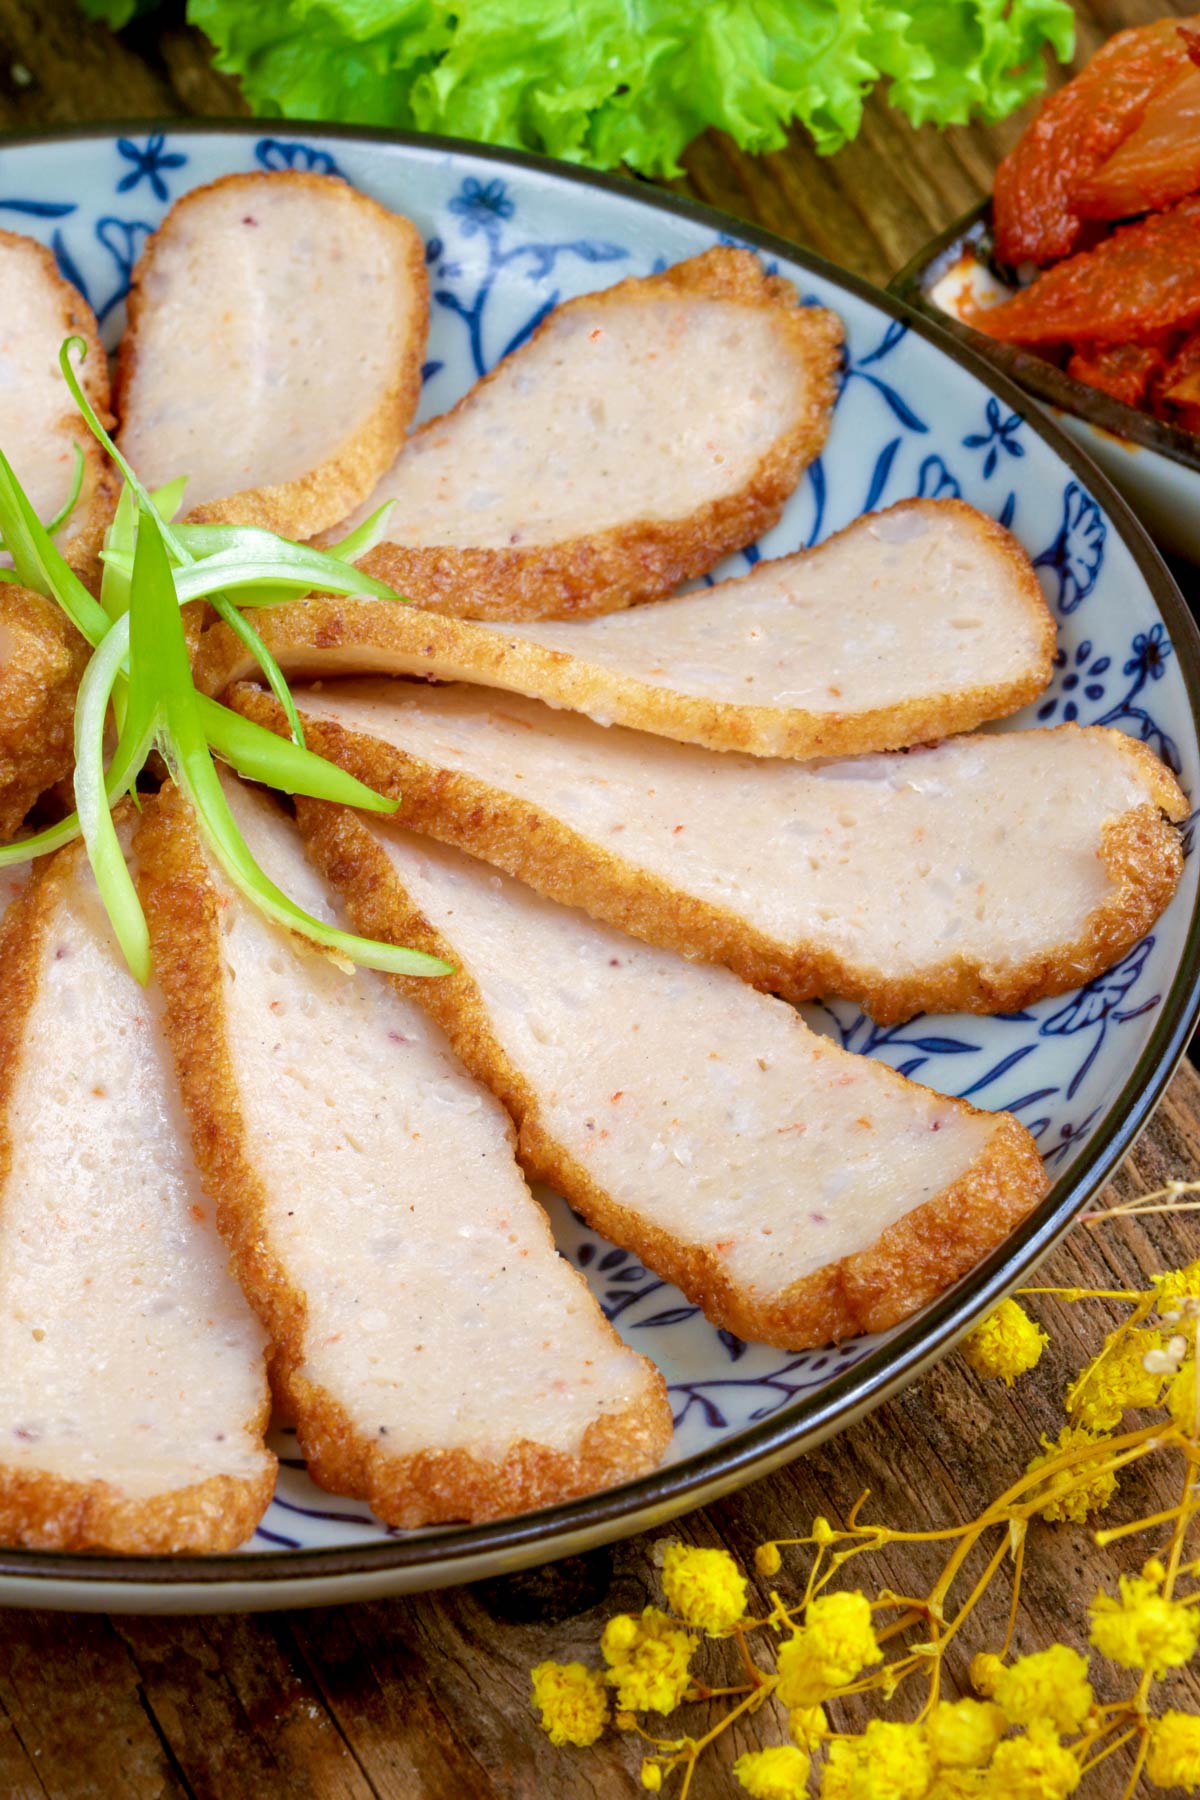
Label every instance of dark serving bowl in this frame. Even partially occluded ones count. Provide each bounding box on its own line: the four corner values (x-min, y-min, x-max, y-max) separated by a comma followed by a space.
891, 201, 1200, 562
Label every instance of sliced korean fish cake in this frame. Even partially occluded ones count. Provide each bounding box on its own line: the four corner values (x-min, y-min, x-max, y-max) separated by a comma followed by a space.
0, 233, 115, 827
115, 171, 428, 538
0, 585, 90, 842
300, 806, 1049, 1349
197, 498, 1055, 759
0, 833, 275, 1553
136, 777, 671, 1528
233, 681, 1185, 1026
0, 228, 117, 582
329, 247, 842, 620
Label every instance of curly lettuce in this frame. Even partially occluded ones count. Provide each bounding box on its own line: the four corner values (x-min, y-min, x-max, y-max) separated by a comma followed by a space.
82, 0, 1074, 177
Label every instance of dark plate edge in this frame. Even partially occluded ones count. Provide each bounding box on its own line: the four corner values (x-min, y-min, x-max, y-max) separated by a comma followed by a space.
890, 199, 1200, 476
0, 118, 1198, 1591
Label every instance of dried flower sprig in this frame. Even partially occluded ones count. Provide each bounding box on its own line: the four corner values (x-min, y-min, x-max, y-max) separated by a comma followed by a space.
530, 1181, 1200, 1797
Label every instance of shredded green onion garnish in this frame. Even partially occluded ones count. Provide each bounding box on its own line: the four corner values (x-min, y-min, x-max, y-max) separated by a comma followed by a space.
43, 441, 87, 538
129, 513, 446, 978
322, 499, 398, 565
0, 338, 446, 986
0, 449, 109, 646
57, 338, 314, 750
74, 612, 151, 980
0, 441, 85, 555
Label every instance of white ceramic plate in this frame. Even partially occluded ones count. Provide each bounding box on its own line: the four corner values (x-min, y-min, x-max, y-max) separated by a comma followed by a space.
2, 124, 1199, 1613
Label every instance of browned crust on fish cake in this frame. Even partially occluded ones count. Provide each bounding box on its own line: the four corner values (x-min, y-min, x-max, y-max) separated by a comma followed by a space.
197, 499, 1055, 757
1, 228, 117, 587
0, 586, 88, 842
0, 836, 275, 1553
114, 172, 429, 541
348, 248, 843, 620
233, 686, 1186, 1026
136, 783, 671, 1528
297, 800, 1048, 1348
0, 1466, 275, 1557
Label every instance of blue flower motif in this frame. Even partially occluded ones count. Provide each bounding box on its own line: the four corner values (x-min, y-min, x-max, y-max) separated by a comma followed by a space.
51, 229, 89, 306
842, 318, 927, 432
0, 197, 76, 219
448, 176, 515, 236
1125, 623, 1172, 683
433, 180, 625, 376
669, 1343, 871, 1432
1080, 621, 1181, 771
1040, 940, 1159, 1098
962, 395, 1026, 479
1038, 1107, 1102, 1166
1037, 639, 1111, 724
115, 134, 186, 204
573, 1242, 665, 1321
1041, 939, 1155, 1039
916, 454, 961, 501
864, 437, 901, 511
255, 139, 341, 176
1033, 481, 1106, 614
94, 216, 153, 321
855, 317, 908, 369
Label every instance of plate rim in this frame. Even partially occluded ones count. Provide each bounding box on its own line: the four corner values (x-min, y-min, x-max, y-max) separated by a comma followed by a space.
3, 117, 1200, 1594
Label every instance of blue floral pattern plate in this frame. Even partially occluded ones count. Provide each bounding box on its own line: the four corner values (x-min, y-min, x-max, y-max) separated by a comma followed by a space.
2, 126, 1199, 1614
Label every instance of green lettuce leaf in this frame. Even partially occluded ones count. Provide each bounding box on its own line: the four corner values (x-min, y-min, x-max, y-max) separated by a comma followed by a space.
174, 0, 1073, 176
877, 0, 1077, 129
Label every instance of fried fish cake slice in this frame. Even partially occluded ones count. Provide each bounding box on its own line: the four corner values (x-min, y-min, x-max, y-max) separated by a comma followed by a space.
197, 499, 1054, 758
299, 806, 1048, 1349
115, 171, 428, 539
0, 832, 275, 1553
0, 232, 125, 828
329, 248, 842, 620
0, 586, 90, 843
0, 228, 117, 583
232, 681, 1185, 1026
137, 777, 671, 1528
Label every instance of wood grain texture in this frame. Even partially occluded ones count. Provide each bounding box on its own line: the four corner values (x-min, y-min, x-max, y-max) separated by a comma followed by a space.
0, 2, 1196, 1794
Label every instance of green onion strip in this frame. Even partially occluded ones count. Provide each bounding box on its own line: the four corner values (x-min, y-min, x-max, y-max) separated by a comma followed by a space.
0, 337, 445, 984
132, 518, 445, 979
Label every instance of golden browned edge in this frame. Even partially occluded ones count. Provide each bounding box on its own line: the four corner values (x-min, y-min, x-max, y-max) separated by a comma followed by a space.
233, 684, 1187, 1028
112, 171, 430, 542
349, 246, 844, 621
0, 586, 88, 843
297, 799, 1049, 1350
135, 783, 672, 1529
0, 227, 118, 587
0, 275, 139, 836
0, 831, 276, 1554
197, 498, 1056, 757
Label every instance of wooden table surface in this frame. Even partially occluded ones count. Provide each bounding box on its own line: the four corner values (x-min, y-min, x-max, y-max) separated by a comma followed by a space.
1, 2, 1198, 1795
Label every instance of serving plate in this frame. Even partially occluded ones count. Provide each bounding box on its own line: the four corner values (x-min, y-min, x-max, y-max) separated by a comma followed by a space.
1, 123, 1199, 1614
891, 202, 1200, 564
